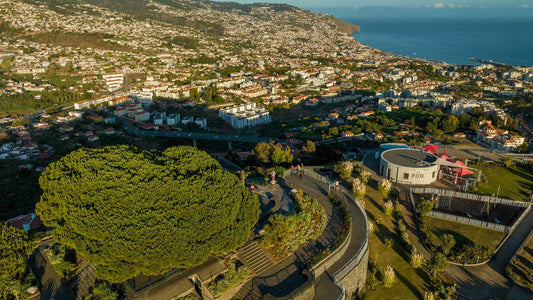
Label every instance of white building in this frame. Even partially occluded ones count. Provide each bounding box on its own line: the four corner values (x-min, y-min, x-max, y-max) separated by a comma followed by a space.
380, 149, 440, 185
102, 73, 124, 92
218, 103, 271, 129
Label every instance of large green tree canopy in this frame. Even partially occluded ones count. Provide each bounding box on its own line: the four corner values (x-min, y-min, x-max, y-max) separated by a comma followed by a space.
0, 223, 34, 292
36, 145, 259, 283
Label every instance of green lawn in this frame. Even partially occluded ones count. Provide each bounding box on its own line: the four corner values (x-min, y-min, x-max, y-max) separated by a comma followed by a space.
364, 178, 430, 300
475, 164, 533, 201
426, 217, 506, 251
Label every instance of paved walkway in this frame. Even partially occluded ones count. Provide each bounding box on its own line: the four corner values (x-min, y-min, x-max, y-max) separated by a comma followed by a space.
232, 172, 368, 299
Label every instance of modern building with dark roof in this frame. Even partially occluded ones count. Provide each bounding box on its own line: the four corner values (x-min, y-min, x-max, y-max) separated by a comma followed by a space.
380, 148, 440, 185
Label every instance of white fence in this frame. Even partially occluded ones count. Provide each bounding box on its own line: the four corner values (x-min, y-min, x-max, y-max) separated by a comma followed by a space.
411, 187, 531, 208
428, 210, 510, 232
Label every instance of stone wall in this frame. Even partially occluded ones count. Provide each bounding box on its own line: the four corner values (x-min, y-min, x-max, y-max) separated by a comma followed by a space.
340, 248, 369, 298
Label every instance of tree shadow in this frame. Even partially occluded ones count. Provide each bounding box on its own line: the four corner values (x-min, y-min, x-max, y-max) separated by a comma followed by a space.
395, 270, 424, 300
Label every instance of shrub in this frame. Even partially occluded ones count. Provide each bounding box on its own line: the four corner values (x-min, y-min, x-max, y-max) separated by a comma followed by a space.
401, 231, 411, 246
261, 192, 327, 259
368, 220, 374, 234
352, 177, 366, 198
382, 265, 396, 287
439, 234, 456, 255
367, 267, 379, 290
411, 249, 424, 268
209, 259, 250, 297
428, 252, 449, 278
44, 243, 77, 279
360, 169, 371, 184
383, 200, 393, 216
397, 221, 406, 233
384, 238, 393, 248
334, 161, 353, 181
394, 201, 404, 214
449, 244, 492, 264
418, 199, 434, 216
378, 178, 392, 197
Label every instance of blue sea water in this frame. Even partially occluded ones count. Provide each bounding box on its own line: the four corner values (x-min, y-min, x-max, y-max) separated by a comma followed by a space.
349, 17, 533, 66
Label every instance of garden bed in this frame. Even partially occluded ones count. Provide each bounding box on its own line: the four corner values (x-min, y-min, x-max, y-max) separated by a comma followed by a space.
507, 232, 533, 291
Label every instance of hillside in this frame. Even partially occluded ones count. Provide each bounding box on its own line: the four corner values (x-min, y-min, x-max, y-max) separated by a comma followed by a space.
0, 0, 360, 57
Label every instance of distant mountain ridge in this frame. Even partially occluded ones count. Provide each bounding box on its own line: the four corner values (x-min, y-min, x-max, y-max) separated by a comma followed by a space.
21, 0, 359, 35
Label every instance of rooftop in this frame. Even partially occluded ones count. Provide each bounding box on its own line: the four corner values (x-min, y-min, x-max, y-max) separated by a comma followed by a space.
381, 149, 438, 168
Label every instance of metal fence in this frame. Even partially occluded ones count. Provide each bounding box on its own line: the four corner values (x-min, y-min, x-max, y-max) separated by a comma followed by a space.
293, 168, 370, 284
428, 210, 510, 232
411, 187, 531, 208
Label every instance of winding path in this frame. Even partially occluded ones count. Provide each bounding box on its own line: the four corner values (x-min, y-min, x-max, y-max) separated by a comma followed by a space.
232, 171, 369, 299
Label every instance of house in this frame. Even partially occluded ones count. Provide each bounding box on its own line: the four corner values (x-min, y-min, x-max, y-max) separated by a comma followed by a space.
59, 134, 70, 141
103, 128, 115, 135
454, 132, 466, 138
181, 116, 194, 125
58, 125, 74, 133
134, 111, 151, 122
342, 131, 354, 137
305, 98, 319, 106
87, 135, 99, 142
6, 213, 43, 231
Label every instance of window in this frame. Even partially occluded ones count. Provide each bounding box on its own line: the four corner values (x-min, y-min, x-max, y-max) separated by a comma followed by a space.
432, 171, 436, 178
403, 173, 409, 180
387, 168, 391, 179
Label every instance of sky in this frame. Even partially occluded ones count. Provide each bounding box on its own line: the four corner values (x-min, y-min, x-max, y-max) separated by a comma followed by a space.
212, 0, 533, 9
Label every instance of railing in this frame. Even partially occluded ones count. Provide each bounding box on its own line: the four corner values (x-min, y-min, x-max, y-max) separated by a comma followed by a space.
290, 168, 369, 284
427, 210, 510, 232
411, 187, 531, 208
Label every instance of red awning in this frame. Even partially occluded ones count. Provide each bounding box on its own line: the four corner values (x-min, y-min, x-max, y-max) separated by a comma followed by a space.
439, 154, 452, 162
452, 160, 474, 175
423, 144, 439, 153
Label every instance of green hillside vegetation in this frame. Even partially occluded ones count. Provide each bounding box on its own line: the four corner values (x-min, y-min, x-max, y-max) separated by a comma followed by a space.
23, 31, 128, 51
36, 145, 260, 283
0, 223, 36, 298
261, 189, 327, 259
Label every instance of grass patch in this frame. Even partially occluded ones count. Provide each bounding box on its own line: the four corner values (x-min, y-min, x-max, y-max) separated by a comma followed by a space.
364, 178, 430, 299
425, 218, 506, 251
474, 163, 533, 201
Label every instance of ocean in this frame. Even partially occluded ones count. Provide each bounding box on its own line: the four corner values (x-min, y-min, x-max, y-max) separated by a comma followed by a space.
348, 17, 533, 67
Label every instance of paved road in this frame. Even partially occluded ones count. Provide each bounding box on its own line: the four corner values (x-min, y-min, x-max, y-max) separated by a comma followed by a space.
446, 209, 533, 300
122, 117, 277, 144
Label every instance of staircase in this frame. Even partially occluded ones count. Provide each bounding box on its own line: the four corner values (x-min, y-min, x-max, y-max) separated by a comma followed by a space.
232, 281, 261, 300
237, 242, 275, 275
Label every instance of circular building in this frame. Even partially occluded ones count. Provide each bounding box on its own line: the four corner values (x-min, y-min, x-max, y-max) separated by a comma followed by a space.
380, 148, 439, 185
